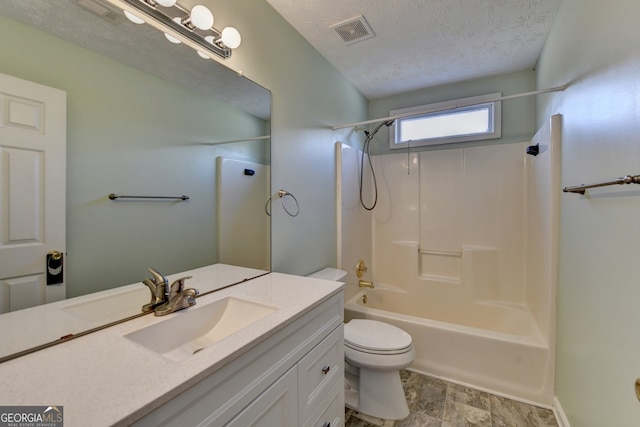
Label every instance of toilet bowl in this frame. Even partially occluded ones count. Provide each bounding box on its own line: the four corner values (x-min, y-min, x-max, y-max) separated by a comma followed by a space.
307, 268, 415, 420
344, 319, 415, 420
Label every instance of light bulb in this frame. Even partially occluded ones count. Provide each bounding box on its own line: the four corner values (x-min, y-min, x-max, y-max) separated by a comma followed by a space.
221, 27, 241, 49
164, 33, 180, 43
190, 5, 214, 30
123, 10, 145, 24
155, 0, 177, 6
197, 51, 209, 59
164, 18, 182, 43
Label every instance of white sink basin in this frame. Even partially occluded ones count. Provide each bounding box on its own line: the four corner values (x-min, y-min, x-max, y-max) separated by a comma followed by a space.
61, 286, 149, 323
124, 296, 279, 362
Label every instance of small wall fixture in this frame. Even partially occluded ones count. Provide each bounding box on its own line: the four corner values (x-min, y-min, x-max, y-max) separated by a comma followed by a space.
526, 143, 539, 156
117, 0, 241, 60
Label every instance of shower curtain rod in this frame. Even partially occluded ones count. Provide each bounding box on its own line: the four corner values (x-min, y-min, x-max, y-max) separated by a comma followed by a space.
331, 84, 568, 130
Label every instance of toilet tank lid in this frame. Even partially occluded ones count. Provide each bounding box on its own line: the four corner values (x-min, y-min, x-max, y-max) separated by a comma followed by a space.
307, 268, 347, 282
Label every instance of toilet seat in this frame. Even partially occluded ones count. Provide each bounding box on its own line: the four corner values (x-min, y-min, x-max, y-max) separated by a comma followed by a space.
344, 319, 413, 355
343, 319, 415, 419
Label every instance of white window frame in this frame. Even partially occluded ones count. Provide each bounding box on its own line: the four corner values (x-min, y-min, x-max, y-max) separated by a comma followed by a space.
389, 93, 502, 149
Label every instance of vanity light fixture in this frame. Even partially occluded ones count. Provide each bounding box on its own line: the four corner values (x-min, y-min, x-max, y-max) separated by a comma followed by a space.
123, 9, 145, 24
120, 0, 241, 59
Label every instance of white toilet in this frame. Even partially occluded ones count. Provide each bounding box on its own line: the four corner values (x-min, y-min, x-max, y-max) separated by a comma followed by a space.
307, 268, 415, 420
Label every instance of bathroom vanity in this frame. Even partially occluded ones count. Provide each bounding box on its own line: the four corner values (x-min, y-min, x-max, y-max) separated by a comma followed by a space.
0, 264, 269, 359
0, 267, 344, 427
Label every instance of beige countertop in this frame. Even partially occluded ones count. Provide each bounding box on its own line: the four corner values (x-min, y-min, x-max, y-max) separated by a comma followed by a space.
0, 263, 269, 359
0, 268, 343, 426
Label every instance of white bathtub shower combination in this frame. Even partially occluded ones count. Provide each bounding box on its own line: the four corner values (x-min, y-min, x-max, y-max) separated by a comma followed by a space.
337, 115, 561, 406
344, 286, 550, 404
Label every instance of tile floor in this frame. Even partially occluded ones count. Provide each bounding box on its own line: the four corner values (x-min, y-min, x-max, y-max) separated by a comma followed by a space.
345, 370, 559, 427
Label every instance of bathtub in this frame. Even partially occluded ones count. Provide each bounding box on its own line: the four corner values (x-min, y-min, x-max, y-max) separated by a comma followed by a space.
344, 288, 553, 406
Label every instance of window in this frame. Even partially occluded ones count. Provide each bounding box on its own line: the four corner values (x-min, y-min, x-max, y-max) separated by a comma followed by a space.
389, 93, 501, 149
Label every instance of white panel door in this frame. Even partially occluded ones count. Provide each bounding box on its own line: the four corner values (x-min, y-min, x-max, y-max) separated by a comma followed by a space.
0, 73, 66, 313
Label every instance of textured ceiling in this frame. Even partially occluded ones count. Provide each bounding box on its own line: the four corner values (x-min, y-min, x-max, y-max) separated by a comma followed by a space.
265, 0, 564, 99
0, 0, 270, 119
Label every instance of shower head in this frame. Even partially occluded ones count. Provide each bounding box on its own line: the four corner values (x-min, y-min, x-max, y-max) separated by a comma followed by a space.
384, 120, 395, 127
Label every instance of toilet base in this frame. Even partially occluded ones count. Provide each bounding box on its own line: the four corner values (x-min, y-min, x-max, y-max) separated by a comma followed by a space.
345, 366, 409, 420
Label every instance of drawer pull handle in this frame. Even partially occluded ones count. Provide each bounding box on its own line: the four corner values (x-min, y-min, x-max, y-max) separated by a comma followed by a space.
321, 365, 330, 375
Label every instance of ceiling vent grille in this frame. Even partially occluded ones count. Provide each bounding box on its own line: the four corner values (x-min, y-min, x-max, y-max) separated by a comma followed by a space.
330, 15, 375, 45
71, 0, 125, 25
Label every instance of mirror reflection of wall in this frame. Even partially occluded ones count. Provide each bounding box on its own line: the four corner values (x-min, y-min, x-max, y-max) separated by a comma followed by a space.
0, 10, 270, 302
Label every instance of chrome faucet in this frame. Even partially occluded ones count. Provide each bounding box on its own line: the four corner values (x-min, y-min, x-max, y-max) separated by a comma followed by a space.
142, 267, 169, 313
358, 279, 374, 289
154, 276, 199, 316
142, 268, 199, 316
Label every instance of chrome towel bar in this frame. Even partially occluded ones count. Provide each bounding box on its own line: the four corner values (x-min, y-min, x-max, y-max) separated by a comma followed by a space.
563, 174, 640, 194
108, 193, 189, 201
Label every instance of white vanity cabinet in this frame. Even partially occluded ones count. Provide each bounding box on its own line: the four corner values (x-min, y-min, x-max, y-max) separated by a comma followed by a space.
133, 291, 344, 427
225, 366, 298, 427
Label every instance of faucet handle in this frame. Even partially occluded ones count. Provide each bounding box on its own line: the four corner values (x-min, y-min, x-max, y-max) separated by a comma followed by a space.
147, 267, 168, 285
142, 278, 155, 290
183, 288, 199, 306
169, 276, 193, 298
142, 278, 164, 313
153, 285, 199, 316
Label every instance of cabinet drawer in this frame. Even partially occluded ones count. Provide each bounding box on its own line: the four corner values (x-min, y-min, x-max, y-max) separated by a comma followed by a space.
302, 378, 344, 427
298, 324, 343, 423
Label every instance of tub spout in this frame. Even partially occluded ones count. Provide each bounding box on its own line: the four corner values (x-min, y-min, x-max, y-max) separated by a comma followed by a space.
358, 279, 374, 289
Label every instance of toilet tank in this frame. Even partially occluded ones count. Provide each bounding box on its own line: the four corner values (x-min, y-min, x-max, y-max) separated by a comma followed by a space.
307, 268, 348, 283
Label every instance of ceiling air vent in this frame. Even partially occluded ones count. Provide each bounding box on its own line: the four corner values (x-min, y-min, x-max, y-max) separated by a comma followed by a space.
71, 0, 125, 25
330, 15, 375, 45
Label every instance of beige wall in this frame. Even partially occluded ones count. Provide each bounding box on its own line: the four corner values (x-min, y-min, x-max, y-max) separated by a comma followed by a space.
368, 70, 536, 156
537, 0, 640, 425
215, 0, 369, 275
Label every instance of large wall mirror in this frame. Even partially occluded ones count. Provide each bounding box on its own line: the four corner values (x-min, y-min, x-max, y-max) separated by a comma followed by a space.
0, 0, 271, 360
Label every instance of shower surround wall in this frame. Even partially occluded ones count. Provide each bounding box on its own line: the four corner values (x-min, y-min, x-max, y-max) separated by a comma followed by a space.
374, 143, 526, 303
337, 116, 559, 405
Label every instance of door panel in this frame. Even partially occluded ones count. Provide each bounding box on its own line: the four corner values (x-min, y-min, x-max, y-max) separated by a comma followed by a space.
6, 148, 43, 241
0, 73, 66, 313
2, 275, 45, 312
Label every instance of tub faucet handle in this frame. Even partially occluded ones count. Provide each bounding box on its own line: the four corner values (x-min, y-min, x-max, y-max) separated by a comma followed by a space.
356, 259, 368, 278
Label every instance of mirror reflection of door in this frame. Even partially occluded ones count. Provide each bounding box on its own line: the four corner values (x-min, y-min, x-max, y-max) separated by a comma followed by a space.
0, 73, 66, 313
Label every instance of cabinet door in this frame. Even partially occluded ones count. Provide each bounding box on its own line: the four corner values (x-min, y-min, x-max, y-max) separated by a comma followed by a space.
224, 366, 298, 427
298, 325, 344, 422
302, 378, 344, 427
